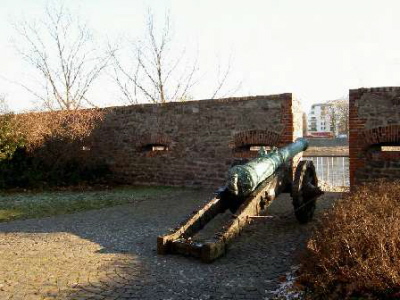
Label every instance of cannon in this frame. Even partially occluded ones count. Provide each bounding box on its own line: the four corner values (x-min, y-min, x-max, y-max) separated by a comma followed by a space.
227, 138, 309, 197
157, 138, 323, 262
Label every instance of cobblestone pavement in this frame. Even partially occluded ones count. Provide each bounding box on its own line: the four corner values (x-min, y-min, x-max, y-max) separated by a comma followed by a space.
0, 189, 341, 300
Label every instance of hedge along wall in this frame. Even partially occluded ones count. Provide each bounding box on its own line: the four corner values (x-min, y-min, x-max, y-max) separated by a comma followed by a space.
90, 94, 303, 188
349, 87, 400, 186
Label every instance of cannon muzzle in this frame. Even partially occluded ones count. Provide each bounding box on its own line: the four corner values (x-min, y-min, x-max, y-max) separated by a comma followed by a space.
226, 138, 308, 197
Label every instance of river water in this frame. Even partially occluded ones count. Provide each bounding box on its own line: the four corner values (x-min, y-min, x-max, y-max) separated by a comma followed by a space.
302, 156, 349, 187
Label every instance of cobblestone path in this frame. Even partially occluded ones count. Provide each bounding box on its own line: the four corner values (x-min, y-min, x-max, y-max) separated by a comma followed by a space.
0, 189, 339, 300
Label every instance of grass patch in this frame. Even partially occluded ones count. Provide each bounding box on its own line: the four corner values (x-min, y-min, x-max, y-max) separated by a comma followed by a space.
298, 180, 400, 299
0, 186, 184, 222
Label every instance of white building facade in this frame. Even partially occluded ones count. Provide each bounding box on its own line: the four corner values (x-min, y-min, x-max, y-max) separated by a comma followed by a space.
308, 103, 334, 133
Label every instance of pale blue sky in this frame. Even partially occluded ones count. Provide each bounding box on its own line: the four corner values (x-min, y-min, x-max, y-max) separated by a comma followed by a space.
1, 0, 400, 111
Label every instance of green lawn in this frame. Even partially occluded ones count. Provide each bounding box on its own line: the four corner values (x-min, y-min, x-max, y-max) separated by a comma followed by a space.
0, 186, 182, 222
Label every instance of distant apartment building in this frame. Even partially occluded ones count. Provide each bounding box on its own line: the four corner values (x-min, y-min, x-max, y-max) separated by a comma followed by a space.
308, 103, 335, 134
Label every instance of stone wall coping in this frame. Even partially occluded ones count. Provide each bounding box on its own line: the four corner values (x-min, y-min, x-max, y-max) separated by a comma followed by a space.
350, 86, 400, 93
11, 94, 292, 116
102, 94, 292, 111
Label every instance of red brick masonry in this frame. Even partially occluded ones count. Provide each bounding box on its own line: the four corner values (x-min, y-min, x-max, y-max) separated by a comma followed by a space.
349, 87, 400, 186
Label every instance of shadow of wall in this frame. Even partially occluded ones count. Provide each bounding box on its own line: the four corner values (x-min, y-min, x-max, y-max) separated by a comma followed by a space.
0, 189, 316, 300
1, 94, 302, 189
0, 110, 109, 188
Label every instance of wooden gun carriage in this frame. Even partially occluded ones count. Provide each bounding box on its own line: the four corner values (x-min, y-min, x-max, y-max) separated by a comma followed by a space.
157, 138, 323, 262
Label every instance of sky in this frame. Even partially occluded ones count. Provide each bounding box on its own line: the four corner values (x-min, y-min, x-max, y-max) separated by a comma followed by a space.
1, 0, 400, 112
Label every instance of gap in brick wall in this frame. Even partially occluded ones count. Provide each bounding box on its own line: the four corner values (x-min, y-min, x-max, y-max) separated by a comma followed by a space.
302, 137, 349, 188
381, 146, 400, 152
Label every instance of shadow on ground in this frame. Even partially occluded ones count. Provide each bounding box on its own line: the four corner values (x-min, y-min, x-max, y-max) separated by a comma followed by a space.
0, 189, 340, 300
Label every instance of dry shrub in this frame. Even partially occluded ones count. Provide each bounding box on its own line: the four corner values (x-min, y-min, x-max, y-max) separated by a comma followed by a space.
16, 109, 104, 149
14, 109, 105, 171
299, 180, 400, 299
0, 109, 108, 188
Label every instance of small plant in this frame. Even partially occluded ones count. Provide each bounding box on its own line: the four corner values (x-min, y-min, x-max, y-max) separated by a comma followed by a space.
299, 180, 400, 299
0, 113, 26, 161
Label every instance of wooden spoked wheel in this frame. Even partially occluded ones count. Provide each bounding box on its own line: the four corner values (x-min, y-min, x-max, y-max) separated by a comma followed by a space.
292, 160, 323, 224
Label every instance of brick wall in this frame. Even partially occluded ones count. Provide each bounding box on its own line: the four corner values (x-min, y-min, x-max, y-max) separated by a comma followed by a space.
349, 87, 400, 186
91, 94, 302, 188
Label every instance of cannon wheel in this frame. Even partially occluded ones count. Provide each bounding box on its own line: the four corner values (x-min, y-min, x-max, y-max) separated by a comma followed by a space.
292, 160, 322, 224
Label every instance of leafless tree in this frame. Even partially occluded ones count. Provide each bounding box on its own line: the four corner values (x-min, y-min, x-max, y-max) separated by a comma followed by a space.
209, 54, 242, 99
327, 98, 349, 136
13, 3, 110, 111
111, 11, 239, 104
0, 94, 9, 114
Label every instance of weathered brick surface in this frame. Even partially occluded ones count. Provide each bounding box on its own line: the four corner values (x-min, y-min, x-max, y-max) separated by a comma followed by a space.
91, 94, 302, 188
349, 87, 400, 186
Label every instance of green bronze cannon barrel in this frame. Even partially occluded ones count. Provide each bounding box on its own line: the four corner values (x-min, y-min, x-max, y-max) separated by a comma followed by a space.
226, 138, 309, 197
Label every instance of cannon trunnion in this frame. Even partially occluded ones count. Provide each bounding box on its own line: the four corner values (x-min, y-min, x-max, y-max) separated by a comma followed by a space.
157, 139, 323, 262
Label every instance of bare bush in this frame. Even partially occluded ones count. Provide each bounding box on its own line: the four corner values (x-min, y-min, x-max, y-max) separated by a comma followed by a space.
17, 109, 104, 149
299, 181, 400, 299
0, 109, 106, 188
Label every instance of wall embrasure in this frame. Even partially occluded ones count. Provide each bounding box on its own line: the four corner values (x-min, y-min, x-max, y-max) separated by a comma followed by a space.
349, 87, 400, 185
91, 94, 301, 188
